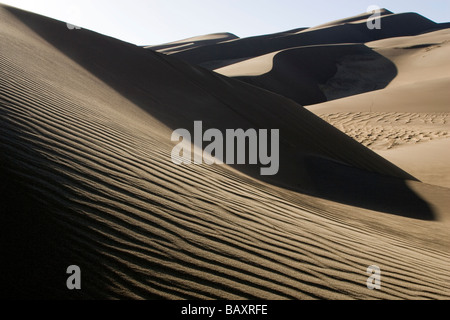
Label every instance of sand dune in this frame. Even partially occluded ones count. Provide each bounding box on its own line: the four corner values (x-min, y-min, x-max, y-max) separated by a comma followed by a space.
152, 9, 449, 192
312, 8, 393, 29
1, 5, 450, 300
308, 28, 450, 110
378, 139, 450, 188
151, 11, 447, 107
317, 112, 449, 150
150, 11, 443, 69
307, 28, 450, 188
145, 32, 239, 55
313, 110, 450, 188
215, 44, 398, 105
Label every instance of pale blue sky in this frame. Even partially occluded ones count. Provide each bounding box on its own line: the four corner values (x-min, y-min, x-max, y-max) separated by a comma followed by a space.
1, 0, 449, 45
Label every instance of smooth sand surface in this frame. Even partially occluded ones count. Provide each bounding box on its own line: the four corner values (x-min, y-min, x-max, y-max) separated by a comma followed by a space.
378, 139, 450, 188
1, 5, 450, 300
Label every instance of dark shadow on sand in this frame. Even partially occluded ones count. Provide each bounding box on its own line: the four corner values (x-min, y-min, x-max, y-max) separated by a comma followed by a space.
0, 169, 87, 299
236, 44, 398, 106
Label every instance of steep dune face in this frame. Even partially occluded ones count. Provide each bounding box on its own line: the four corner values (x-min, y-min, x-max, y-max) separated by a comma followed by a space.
308, 29, 450, 114
1, 5, 450, 300
215, 44, 398, 105
308, 29, 450, 188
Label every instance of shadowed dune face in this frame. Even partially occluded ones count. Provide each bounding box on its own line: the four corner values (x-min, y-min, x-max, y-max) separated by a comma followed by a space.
0, 171, 89, 299
1, 5, 450, 299
216, 44, 398, 106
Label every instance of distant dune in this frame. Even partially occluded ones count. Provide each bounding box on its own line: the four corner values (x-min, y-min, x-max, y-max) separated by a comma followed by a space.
145, 32, 239, 55
149, 10, 442, 71
215, 43, 398, 105
1, 5, 450, 300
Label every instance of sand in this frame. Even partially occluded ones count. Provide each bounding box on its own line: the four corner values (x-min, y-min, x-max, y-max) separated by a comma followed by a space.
307, 29, 450, 189
378, 139, 450, 188
145, 32, 239, 55
1, 5, 449, 300
155, 9, 450, 192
